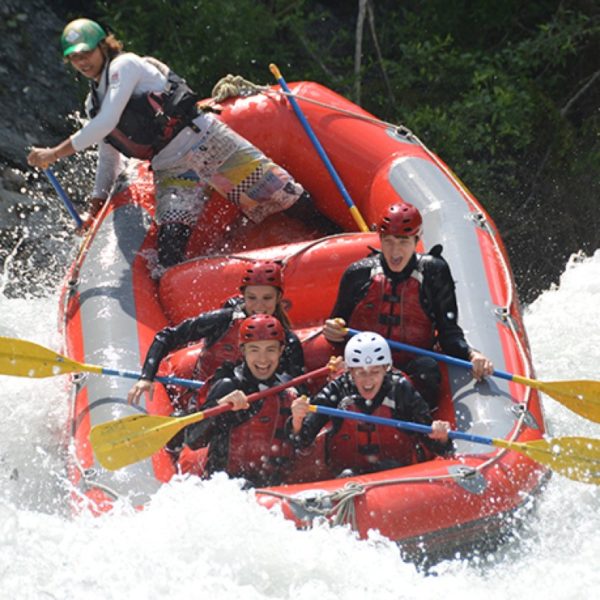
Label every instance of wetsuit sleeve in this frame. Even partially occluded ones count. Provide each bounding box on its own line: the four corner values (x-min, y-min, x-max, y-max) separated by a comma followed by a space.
394, 377, 434, 425
290, 377, 345, 448
328, 260, 373, 321
139, 309, 233, 380
282, 331, 305, 377
424, 257, 471, 360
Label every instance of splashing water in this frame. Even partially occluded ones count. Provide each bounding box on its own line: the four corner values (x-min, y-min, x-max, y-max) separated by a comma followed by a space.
0, 252, 599, 599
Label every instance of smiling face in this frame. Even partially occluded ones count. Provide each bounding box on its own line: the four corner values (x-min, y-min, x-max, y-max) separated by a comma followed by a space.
349, 365, 388, 401
379, 234, 418, 272
67, 46, 105, 81
243, 285, 280, 316
242, 339, 284, 380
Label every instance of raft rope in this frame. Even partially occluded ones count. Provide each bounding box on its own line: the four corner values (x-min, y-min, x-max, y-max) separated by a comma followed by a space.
210, 74, 414, 136
69, 455, 122, 503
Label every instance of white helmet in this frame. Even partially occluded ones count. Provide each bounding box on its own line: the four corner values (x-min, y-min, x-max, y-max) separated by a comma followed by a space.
344, 332, 392, 367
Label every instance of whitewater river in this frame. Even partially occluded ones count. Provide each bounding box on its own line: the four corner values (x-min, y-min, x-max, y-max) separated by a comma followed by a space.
1, 250, 599, 599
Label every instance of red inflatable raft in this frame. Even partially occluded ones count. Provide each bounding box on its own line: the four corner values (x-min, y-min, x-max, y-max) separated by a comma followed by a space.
61, 81, 549, 561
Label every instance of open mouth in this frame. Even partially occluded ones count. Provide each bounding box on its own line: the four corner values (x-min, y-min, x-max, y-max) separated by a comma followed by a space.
360, 382, 377, 398
254, 364, 273, 376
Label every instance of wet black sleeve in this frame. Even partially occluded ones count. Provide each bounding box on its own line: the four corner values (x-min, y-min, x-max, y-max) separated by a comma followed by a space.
328, 259, 375, 322
139, 308, 234, 380
422, 256, 471, 360
393, 376, 433, 424
290, 377, 348, 448
282, 330, 305, 378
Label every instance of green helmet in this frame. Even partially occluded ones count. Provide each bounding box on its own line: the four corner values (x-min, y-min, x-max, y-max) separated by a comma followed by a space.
61, 18, 107, 57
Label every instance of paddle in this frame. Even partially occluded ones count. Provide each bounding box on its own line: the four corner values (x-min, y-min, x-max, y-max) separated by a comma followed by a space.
91, 365, 332, 471
43, 168, 84, 228
269, 63, 369, 233
309, 404, 600, 485
346, 328, 600, 424
0, 336, 204, 389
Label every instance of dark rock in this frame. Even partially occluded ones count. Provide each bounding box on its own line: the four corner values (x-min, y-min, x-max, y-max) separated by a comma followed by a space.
0, 0, 80, 167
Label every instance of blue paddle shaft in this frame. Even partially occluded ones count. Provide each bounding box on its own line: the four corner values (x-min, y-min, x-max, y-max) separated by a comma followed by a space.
44, 168, 84, 228
346, 328, 513, 383
312, 404, 494, 447
273, 75, 356, 211
100, 367, 204, 389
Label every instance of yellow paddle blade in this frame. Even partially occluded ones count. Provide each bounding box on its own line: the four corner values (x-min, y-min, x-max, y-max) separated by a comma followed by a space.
90, 412, 206, 471
0, 336, 98, 378
513, 375, 600, 423
494, 436, 600, 485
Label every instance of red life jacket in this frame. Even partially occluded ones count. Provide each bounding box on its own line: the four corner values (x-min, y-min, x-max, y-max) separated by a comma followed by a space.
226, 389, 296, 482
327, 396, 419, 475
89, 60, 199, 159
349, 264, 434, 364
192, 309, 246, 382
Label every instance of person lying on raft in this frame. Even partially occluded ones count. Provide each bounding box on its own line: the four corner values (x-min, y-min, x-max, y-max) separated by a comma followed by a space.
290, 332, 451, 477
323, 201, 493, 408
176, 314, 302, 487
27, 18, 321, 265
128, 260, 304, 408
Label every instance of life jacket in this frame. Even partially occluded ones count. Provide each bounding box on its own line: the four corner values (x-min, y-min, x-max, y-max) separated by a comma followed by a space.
327, 393, 420, 475
349, 263, 434, 364
192, 306, 246, 383
225, 387, 297, 484
89, 58, 200, 159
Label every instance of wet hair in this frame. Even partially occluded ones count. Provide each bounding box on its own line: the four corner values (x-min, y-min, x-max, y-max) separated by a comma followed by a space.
99, 34, 123, 60
273, 301, 292, 331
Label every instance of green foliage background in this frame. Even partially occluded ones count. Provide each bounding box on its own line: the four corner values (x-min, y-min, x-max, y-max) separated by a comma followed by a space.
81, 0, 599, 301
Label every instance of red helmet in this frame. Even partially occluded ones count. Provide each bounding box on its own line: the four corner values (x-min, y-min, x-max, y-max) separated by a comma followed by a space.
240, 261, 283, 291
239, 314, 286, 345
378, 202, 422, 237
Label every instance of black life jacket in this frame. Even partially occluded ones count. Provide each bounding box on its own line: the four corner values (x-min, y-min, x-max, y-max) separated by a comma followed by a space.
89, 57, 200, 159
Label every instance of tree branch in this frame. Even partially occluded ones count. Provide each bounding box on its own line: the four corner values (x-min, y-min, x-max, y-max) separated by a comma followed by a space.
354, 0, 368, 104
560, 69, 600, 117
292, 28, 340, 82
366, 0, 396, 108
